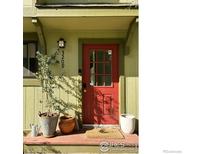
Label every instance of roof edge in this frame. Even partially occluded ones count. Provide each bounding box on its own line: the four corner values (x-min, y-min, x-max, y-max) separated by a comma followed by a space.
35, 3, 138, 9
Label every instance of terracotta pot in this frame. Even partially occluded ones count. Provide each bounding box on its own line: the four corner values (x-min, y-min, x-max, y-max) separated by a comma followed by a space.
59, 116, 75, 134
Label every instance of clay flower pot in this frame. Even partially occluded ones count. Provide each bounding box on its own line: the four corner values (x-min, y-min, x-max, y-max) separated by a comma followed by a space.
59, 116, 75, 134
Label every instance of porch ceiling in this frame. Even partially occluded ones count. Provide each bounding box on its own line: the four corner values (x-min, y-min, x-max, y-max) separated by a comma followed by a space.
23, 17, 37, 32
23, 16, 135, 32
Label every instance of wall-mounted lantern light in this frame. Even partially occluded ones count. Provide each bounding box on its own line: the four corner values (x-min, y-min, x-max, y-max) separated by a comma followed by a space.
57, 38, 66, 48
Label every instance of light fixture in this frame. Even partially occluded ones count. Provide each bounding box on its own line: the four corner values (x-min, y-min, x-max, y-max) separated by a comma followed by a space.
57, 38, 66, 48
107, 50, 112, 55
31, 17, 37, 23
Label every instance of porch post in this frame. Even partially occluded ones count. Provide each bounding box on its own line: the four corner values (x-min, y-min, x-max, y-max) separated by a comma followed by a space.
125, 17, 138, 55
32, 17, 47, 53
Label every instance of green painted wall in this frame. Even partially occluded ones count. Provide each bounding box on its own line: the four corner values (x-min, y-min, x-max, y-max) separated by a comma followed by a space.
44, 29, 128, 120
124, 22, 138, 128
23, 30, 127, 129
44, 30, 126, 75
23, 26, 139, 129
23, 76, 81, 129
23, 27, 138, 130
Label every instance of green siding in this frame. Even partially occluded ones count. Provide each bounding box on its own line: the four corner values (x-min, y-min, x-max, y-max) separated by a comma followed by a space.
124, 22, 138, 132
119, 76, 125, 114
23, 76, 83, 129
23, 87, 26, 129
125, 77, 138, 118
34, 87, 43, 125
23, 28, 138, 130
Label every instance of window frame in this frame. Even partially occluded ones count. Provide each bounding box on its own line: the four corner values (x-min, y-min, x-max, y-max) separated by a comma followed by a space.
23, 41, 38, 79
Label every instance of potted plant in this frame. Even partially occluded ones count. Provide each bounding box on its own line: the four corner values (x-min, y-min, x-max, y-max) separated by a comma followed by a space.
36, 51, 60, 137
36, 51, 78, 136
55, 76, 82, 134
58, 115, 75, 134
120, 114, 136, 134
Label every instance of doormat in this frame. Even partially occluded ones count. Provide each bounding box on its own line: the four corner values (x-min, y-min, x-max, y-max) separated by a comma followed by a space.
85, 127, 124, 139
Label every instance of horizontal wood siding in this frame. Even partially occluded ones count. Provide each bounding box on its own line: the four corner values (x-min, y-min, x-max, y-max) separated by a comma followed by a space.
126, 77, 138, 119
23, 87, 26, 129
23, 76, 82, 130
23, 77, 136, 130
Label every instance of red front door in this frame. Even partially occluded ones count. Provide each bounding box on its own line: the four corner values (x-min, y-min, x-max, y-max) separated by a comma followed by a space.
82, 44, 119, 124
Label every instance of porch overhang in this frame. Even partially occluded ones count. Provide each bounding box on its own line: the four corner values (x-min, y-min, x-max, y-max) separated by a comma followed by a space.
35, 3, 138, 9
24, 16, 137, 57
23, 16, 136, 32
24, 1, 138, 19
125, 17, 138, 55
35, 0, 138, 9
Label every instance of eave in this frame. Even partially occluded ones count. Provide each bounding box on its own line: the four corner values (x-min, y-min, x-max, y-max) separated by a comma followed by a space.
35, 3, 138, 9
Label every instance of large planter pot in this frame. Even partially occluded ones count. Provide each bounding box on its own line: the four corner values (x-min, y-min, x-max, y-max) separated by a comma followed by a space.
39, 112, 59, 138
120, 114, 135, 134
59, 116, 75, 134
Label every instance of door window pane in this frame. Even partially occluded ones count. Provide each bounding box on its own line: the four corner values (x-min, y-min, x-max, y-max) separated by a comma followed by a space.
105, 76, 112, 86
105, 50, 112, 61
90, 63, 96, 85
96, 75, 104, 86
97, 63, 104, 74
90, 63, 95, 74
105, 63, 111, 74
89, 49, 113, 86
90, 50, 96, 62
96, 50, 104, 62
90, 74, 96, 86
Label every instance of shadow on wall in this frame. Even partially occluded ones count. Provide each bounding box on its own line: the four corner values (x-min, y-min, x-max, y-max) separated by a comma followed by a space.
134, 118, 138, 135
51, 76, 83, 128
37, 74, 83, 128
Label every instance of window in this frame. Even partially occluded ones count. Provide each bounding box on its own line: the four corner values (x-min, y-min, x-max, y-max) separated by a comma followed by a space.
23, 42, 38, 77
89, 49, 112, 86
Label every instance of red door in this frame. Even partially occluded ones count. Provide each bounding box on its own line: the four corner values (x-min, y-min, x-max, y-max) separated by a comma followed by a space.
82, 44, 119, 124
